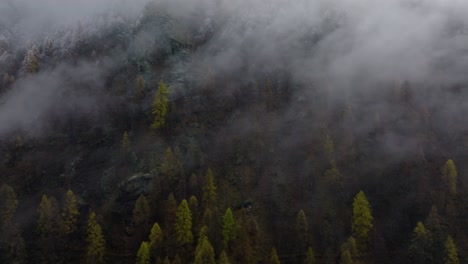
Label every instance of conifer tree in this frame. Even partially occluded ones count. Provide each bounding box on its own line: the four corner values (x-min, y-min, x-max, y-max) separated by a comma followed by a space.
151, 81, 169, 130
194, 235, 216, 264
339, 249, 353, 264
189, 196, 200, 233
222, 207, 235, 248
409, 221, 432, 264
352, 191, 373, 252
444, 236, 459, 264
162, 256, 171, 264
0, 184, 18, 226
164, 193, 177, 235
133, 195, 150, 227
442, 159, 457, 195
202, 168, 217, 209
22, 45, 40, 74
61, 189, 79, 235
175, 199, 193, 246
296, 209, 309, 250
149, 223, 163, 257
304, 247, 316, 264
135, 75, 146, 99
36, 194, 55, 238
269, 247, 280, 264
85, 212, 106, 264
218, 250, 231, 264
136, 241, 150, 264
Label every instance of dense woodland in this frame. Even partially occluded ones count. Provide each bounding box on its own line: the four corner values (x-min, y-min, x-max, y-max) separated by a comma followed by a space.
1, 1, 468, 263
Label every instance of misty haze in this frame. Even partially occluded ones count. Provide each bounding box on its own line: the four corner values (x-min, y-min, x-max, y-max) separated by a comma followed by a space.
0, 0, 467, 263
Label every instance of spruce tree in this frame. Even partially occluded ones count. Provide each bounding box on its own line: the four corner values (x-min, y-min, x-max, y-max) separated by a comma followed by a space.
85, 212, 106, 264
175, 199, 193, 246
61, 189, 79, 235
218, 250, 231, 264
304, 247, 316, 264
408, 221, 432, 264
164, 193, 177, 236
194, 235, 216, 264
339, 249, 353, 264
136, 241, 150, 264
352, 191, 373, 252
222, 207, 235, 248
269, 247, 280, 264
442, 159, 457, 195
133, 195, 150, 227
444, 236, 459, 264
151, 81, 169, 130
0, 184, 18, 226
36, 194, 55, 238
296, 209, 309, 250
149, 223, 163, 257
202, 168, 217, 209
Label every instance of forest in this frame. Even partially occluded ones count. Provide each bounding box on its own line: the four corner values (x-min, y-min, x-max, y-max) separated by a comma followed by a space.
1, 0, 468, 263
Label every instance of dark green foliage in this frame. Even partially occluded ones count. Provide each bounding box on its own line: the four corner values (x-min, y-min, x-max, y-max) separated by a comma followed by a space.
133, 195, 150, 226
444, 236, 459, 264
175, 199, 193, 246
222, 208, 235, 247
352, 191, 373, 252
151, 81, 169, 130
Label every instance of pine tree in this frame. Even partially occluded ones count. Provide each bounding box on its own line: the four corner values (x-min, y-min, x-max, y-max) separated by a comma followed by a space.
151, 81, 169, 130
194, 235, 216, 264
269, 247, 280, 264
136, 241, 150, 264
85, 212, 106, 264
352, 191, 373, 252
61, 189, 79, 236
339, 249, 353, 264
133, 195, 150, 227
22, 45, 40, 74
36, 194, 55, 238
218, 250, 231, 264
296, 209, 309, 250
0, 184, 18, 226
175, 199, 193, 246
222, 208, 235, 248
189, 196, 200, 233
444, 236, 459, 264
442, 159, 457, 195
162, 256, 171, 264
135, 75, 146, 99
409, 221, 432, 264
304, 247, 316, 264
149, 223, 163, 257
202, 168, 217, 209
164, 193, 177, 235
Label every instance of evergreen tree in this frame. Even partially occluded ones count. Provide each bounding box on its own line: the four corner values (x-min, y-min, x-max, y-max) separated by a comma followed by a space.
296, 209, 309, 250
22, 45, 40, 74
339, 249, 353, 264
175, 199, 193, 246
61, 189, 79, 235
36, 194, 55, 238
408, 221, 432, 264
133, 195, 150, 227
85, 212, 106, 264
194, 235, 216, 264
444, 236, 459, 264
304, 247, 316, 264
269, 247, 280, 264
352, 191, 373, 252
222, 207, 235, 248
218, 250, 231, 264
162, 256, 171, 264
149, 223, 163, 258
164, 193, 178, 236
442, 159, 457, 195
136, 241, 150, 264
0, 184, 18, 226
202, 168, 217, 209
135, 75, 146, 99
151, 81, 169, 130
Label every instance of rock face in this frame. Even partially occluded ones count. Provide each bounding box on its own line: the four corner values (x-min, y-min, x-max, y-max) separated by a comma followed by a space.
118, 173, 154, 201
